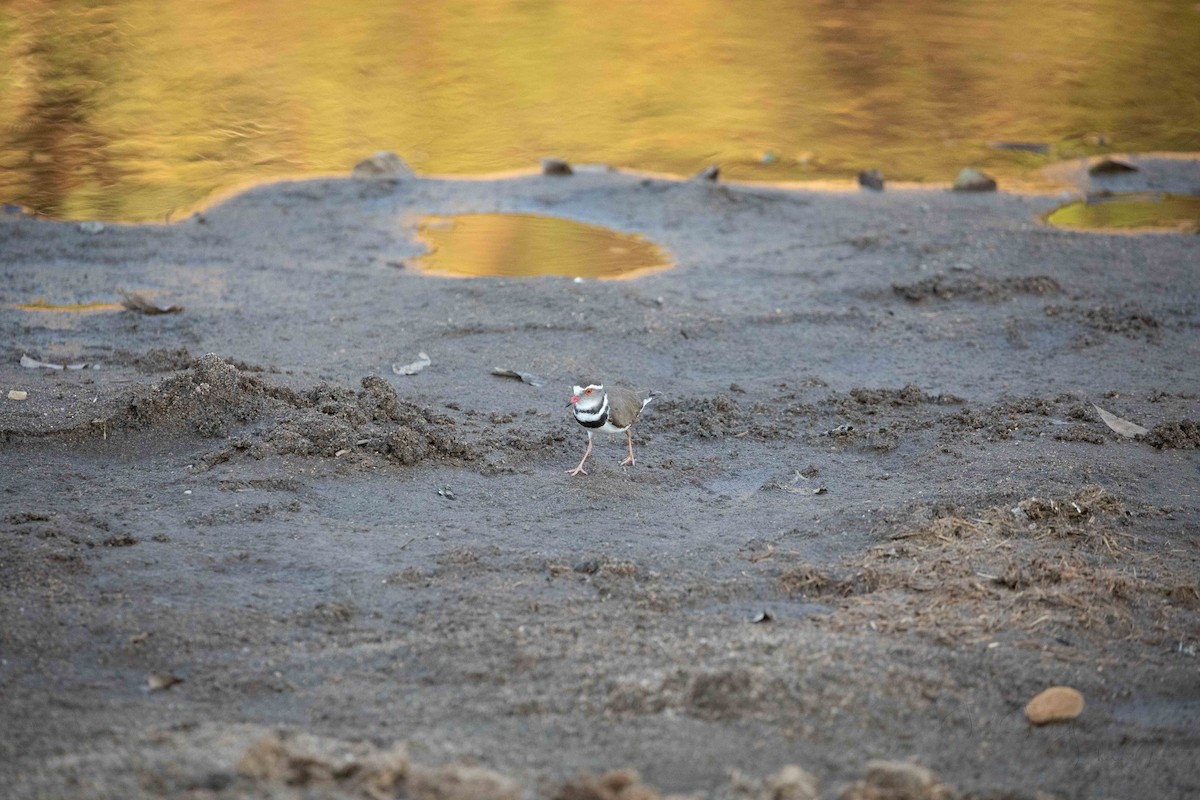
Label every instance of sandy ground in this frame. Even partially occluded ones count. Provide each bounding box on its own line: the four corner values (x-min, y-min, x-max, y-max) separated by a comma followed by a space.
1, 158, 1198, 800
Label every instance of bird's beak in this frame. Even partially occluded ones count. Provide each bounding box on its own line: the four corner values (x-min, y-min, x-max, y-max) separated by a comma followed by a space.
567, 395, 578, 407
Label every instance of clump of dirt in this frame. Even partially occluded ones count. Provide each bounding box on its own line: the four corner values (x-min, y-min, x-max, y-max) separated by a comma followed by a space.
893, 273, 1061, 303
554, 769, 666, 800
236, 730, 409, 798
236, 730, 521, 800
943, 396, 1055, 441
845, 385, 963, 408
655, 394, 743, 438
1145, 419, 1200, 449
1054, 426, 1107, 444
837, 760, 954, 800
1045, 303, 1161, 344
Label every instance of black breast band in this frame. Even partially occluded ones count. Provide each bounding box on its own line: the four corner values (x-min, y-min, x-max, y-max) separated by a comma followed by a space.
577, 408, 608, 428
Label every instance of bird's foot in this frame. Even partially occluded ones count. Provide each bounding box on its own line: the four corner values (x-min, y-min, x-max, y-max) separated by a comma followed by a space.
565, 466, 588, 476
620, 456, 635, 467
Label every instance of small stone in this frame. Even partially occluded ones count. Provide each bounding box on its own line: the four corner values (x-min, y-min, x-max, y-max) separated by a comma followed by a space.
7, 390, 27, 401
694, 164, 720, 182
147, 672, 183, 691
857, 169, 885, 191
78, 220, 105, 233
763, 764, 820, 800
952, 168, 997, 192
1024, 686, 1085, 724
352, 151, 415, 178
1088, 158, 1138, 175
541, 157, 573, 176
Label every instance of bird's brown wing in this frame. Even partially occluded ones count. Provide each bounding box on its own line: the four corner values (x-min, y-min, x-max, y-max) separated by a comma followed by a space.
606, 386, 646, 428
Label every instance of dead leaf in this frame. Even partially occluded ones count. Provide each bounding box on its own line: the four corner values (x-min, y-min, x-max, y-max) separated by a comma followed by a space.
147, 672, 183, 691
491, 367, 545, 387
1093, 404, 1148, 438
392, 352, 431, 375
119, 289, 183, 315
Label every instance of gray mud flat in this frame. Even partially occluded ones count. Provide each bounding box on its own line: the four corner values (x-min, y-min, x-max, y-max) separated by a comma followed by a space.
1, 164, 1198, 799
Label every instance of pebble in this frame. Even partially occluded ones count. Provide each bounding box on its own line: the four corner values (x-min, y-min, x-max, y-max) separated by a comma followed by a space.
857, 169, 885, 191
1088, 158, 1138, 175
541, 157, 573, 176
78, 221, 105, 233
694, 164, 720, 182
351, 151, 415, 178
1024, 685, 1084, 724
7, 390, 27, 401
952, 167, 997, 192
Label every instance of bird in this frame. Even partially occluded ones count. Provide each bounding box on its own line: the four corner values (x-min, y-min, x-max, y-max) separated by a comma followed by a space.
566, 382, 656, 476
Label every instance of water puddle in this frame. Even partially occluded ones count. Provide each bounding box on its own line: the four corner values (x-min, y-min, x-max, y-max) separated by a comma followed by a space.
17, 298, 124, 313
410, 213, 672, 279
1045, 193, 1200, 233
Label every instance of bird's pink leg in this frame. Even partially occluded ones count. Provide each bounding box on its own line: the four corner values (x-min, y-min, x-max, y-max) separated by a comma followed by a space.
566, 436, 593, 476
620, 429, 636, 467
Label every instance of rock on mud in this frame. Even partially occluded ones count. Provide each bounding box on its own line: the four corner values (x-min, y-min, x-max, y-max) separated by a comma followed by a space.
952, 168, 997, 192
1025, 686, 1085, 725
857, 169, 885, 191
352, 150, 415, 178
541, 157, 574, 176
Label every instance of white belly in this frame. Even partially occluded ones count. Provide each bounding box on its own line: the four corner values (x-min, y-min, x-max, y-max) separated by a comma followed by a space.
596, 419, 629, 434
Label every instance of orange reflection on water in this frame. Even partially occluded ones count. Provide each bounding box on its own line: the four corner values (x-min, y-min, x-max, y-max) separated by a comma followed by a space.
18, 298, 124, 312
0, 1, 1198, 220
411, 214, 672, 279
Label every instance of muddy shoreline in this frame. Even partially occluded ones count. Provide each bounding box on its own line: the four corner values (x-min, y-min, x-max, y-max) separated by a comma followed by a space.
2, 160, 1198, 799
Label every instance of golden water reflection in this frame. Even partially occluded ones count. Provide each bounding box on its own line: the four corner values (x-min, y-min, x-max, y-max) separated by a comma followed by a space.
17, 298, 124, 312
411, 214, 672, 279
1045, 194, 1200, 233
1, 1, 1198, 220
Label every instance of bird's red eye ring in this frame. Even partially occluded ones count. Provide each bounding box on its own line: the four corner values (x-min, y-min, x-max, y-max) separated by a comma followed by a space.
584, 389, 593, 394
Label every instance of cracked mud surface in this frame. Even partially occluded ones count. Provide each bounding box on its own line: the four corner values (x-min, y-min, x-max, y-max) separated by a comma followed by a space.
2, 161, 1198, 799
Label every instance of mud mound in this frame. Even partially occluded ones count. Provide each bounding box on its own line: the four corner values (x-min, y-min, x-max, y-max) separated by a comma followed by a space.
1146, 419, 1200, 449
893, 273, 1061, 302
110, 355, 473, 466
119, 353, 273, 437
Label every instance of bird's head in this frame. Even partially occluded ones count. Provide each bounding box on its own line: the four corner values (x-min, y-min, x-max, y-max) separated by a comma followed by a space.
568, 383, 604, 410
